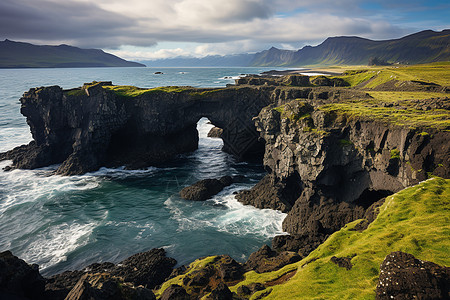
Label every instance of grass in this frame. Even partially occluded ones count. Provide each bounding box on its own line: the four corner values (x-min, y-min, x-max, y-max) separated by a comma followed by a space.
154, 255, 220, 298
390, 149, 400, 159
330, 62, 450, 88
229, 177, 450, 299
102, 85, 192, 97
317, 99, 450, 130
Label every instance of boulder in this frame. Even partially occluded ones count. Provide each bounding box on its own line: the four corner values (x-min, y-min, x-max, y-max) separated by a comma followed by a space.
180, 176, 233, 201
160, 284, 190, 300
207, 127, 223, 138
64, 273, 155, 300
110, 248, 176, 289
376, 251, 450, 300
204, 282, 233, 300
244, 245, 301, 273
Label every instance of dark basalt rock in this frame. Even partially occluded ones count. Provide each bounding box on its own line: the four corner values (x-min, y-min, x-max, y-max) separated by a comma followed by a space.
45, 248, 176, 299
64, 273, 155, 300
1, 82, 276, 175
180, 176, 233, 201
160, 284, 190, 300
235, 174, 297, 212
330, 256, 353, 270
0, 250, 46, 300
204, 282, 233, 300
272, 233, 328, 258
244, 244, 301, 273
236, 283, 265, 297
110, 248, 177, 289
376, 251, 450, 300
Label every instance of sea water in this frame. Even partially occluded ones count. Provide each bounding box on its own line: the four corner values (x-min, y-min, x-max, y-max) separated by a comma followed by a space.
0, 67, 289, 276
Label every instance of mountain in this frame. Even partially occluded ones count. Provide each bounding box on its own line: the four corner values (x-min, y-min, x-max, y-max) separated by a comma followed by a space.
142, 53, 253, 67
250, 29, 450, 66
0, 39, 145, 68
142, 29, 450, 67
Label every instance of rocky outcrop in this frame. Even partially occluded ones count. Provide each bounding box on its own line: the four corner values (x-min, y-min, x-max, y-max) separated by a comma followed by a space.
64, 273, 155, 300
180, 176, 233, 201
45, 248, 175, 299
0, 250, 46, 300
207, 126, 223, 138
235, 174, 297, 212
0, 82, 276, 175
251, 97, 449, 241
160, 284, 190, 300
244, 244, 301, 273
376, 251, 450, 300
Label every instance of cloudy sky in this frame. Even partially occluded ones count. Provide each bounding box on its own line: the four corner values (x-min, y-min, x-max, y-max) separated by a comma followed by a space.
1, 0, 449, 61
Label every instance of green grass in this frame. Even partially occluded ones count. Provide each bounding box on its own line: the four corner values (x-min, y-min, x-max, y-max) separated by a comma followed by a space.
318, 99, 450, 130
102, 85, 191, 97
332, 62, 450, 88
230, 177, 450, 299
367, 91, 449, 102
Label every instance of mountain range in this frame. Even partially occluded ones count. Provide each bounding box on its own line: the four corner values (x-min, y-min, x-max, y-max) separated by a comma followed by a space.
0, 39, 145, 68
143, 29, 450, 67
1, 29, 449, 68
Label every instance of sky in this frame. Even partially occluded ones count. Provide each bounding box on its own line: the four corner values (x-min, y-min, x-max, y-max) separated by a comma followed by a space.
1, 0, 449, 61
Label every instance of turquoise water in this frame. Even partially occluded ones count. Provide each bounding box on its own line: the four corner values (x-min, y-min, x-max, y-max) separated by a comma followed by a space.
0, 67, 287, 276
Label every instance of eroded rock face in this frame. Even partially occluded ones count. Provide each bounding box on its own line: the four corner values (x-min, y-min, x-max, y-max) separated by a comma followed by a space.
376, 251, 450, 300
252, 98, 449, 239
0, 82, 275, 175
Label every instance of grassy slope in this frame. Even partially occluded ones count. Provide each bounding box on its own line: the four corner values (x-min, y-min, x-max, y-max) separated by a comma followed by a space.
230, 177, 450, 299
333, 62, 450, 88
154, 178, 449, 299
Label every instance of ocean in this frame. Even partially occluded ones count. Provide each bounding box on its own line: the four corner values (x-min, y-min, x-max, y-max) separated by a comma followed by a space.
0, 67, 288, 276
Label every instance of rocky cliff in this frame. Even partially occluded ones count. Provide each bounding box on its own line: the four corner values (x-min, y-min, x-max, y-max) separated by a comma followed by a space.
237, 93, 449, 255
0, 82, 275, 175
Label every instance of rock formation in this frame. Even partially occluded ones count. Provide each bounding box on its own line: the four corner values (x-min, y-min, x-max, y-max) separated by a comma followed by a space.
376, 251, 450, 300
0, 82, 274, 175
180, 176, 233, 201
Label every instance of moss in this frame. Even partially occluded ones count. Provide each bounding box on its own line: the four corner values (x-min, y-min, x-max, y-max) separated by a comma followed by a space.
64, 89, 85, 96
318, 100, 450, 130
154, 255, 220, 298
390, 148, 401, 159
230, 178, 450, 299
339, 139, 353, 146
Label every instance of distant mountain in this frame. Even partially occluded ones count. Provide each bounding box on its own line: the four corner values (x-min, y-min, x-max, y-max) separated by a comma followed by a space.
249, 29, 450, 66
142, 53, 253, 67
142, 29, 450, 67
0, 39, 145, 68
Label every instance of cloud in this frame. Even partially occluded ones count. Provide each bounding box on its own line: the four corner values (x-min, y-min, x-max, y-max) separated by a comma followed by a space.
0, 0, 447, 58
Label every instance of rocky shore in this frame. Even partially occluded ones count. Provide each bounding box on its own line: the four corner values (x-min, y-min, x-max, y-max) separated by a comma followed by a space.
1, 66, 449, 299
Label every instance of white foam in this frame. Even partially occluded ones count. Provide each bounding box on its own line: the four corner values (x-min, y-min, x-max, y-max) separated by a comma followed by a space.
23, 222, 97, 270
0, 161, 102, 213
0, 127, 32, 152
210, 189, 287, 238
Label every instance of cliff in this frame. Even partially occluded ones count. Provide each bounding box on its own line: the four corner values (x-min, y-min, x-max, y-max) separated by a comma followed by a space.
0, 82, 274, 175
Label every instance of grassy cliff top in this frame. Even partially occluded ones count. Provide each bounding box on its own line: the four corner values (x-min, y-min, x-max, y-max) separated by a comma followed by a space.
326, 62, 450, 88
